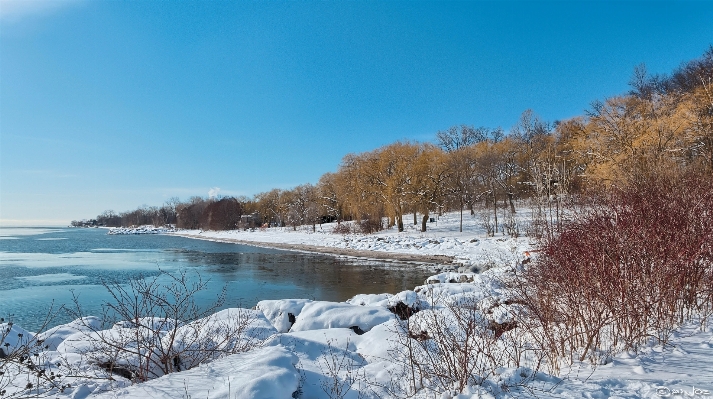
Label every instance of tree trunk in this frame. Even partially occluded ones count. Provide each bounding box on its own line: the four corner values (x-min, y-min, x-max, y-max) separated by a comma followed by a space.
492, 188, 498, 235
421, 213, 429, 232
508, 192, 516, 214
459, 199, 463, 233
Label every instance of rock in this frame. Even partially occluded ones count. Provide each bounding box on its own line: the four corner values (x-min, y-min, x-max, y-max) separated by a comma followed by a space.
387, 301, 420, 320
487, 320, 518, 338
349, 326, 366, 335
96, 361, 135, 380
408, 330, 430, 341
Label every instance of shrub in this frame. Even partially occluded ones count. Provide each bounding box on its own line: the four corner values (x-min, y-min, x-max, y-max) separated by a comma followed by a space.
357, 218, 383, 234
512, 172, 713, 364
384, 290, 545, 397
332, 223, 352, 235
67, 270, 263, 382
0, 308, 80, 398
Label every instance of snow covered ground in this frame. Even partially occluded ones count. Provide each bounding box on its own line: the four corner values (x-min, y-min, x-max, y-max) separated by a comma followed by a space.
2, 210, 711, 398
173, 211, 535, 272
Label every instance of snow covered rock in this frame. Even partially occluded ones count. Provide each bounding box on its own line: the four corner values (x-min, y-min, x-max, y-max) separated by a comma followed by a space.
164, 308, 277, 370
425, 272, 477, 284
347, 293, 392, 307
289, 301, 395, 333
36, 316, 102, 351
256, 298, 312, 333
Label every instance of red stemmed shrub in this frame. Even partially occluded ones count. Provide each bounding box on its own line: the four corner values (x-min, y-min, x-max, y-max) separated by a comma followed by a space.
513, 172, 713, 364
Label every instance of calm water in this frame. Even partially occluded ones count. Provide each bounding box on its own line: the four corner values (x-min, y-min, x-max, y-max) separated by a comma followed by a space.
0, 227, 430, 331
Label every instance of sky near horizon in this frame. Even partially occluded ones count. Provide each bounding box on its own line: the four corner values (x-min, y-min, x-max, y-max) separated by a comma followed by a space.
1, 1, 711, 226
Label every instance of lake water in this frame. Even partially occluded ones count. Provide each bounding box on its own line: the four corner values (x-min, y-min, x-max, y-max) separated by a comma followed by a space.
0, 227, 431, 331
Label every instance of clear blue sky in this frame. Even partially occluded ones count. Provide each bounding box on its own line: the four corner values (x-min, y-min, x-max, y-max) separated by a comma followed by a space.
1, 0, 711, 225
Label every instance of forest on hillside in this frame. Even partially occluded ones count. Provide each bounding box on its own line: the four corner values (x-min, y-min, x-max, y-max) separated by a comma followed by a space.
74, 47, 713, 235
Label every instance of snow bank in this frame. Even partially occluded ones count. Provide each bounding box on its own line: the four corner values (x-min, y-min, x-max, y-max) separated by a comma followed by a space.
92, 346, 300, 399
347, 293, 392, 307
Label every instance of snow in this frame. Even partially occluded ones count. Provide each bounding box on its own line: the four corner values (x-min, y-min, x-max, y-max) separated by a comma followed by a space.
0, 322, 35, 356
3, 210, 711, 398
5, 281, 713, 398
107, 225, 176, 235
347, 293, 393, 307
91, 346, 300, 399
256, 298, 313, 333
289, 301, 395, 332
36, 316, 101, 351
170, 211, 533, 271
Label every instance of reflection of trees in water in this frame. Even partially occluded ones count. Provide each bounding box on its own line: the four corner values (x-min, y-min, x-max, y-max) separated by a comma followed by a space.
166, 249, 429, 302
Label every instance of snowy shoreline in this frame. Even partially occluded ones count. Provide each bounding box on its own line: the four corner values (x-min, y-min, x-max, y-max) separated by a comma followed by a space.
3, 212, 712, 398
171, 231, 460, 270
169, 212, 534, 274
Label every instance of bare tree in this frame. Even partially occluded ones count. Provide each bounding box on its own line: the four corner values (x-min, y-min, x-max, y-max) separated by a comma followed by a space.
436, 125, 488, 152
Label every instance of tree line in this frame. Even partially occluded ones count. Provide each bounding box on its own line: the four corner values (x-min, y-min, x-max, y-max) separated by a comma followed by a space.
73, 47, 713, 234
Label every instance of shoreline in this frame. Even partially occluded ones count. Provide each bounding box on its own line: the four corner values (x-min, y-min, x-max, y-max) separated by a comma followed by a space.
171, 232, 457, 266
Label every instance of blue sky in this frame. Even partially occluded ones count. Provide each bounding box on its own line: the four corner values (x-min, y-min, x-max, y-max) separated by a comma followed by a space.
1, 0, 712, 225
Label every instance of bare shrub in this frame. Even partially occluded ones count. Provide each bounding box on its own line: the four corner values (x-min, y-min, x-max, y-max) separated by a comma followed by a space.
317, 338, 369, 399
501, 209, 520, 238
384, 290, 545, 397
332, 223, 352, 235
479, 211, 495, 237
357, 218, 383, 234
0, 308, 88, 398
66, 270, 263, 382
511, 172, 713, 365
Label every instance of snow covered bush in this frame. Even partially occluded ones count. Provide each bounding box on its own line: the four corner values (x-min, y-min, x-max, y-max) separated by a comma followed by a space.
65, 270, 271, 382
0, 312, 83, 398
512, 172, 713, 365
384, 290, 545, 397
